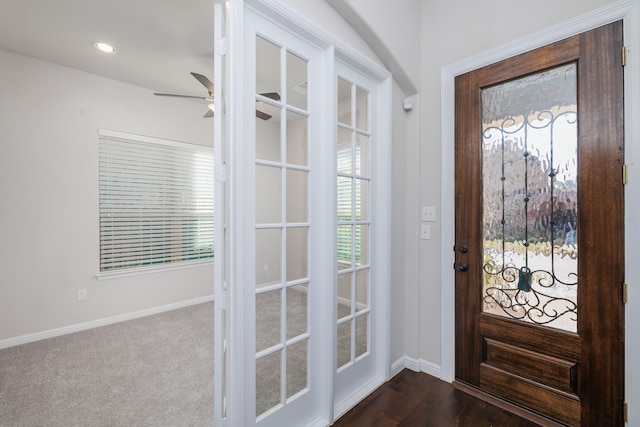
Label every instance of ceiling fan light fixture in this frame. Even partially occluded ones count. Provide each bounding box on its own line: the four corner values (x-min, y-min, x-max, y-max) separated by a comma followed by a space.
93, 41, 117, 54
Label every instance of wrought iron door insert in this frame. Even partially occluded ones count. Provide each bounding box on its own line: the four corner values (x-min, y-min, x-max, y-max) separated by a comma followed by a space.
481, 63, 578, 332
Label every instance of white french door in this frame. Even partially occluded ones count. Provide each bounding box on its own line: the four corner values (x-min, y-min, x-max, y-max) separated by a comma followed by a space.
333, 60, 390, 418
225, 2, 391, 426
240, 8, 331, 427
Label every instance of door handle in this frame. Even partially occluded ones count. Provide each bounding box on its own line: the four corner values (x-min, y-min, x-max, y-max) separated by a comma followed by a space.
457, 263, 469, 272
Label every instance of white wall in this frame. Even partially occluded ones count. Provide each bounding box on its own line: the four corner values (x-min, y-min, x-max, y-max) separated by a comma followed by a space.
325, 0, 421, 94
282, 0, 382, 66
0, 49, 214, 344
389, 80, 421, 366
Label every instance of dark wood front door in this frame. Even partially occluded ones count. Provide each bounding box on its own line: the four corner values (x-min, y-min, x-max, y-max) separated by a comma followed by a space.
454, 22, 624, 426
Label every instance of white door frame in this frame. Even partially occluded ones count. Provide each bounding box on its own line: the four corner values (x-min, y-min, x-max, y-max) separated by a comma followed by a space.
225, 0, 392, 426
440, 1, 640, 423
213, 2, 228, 425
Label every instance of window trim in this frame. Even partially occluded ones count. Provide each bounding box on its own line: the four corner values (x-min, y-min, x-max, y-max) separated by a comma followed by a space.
95, 258, 212, 280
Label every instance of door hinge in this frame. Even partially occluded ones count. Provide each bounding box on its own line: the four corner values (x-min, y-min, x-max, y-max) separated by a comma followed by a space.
216, 163, 227, 183
623, 283, 628, 304
624, 401, 628, 423
623, 164, 627, 185
215, 37, 227, 56
215, 289, 227, 311
622, 46, 626, 67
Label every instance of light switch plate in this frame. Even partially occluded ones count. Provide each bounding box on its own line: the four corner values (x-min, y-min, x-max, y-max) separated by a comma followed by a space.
421, 224, 431, 240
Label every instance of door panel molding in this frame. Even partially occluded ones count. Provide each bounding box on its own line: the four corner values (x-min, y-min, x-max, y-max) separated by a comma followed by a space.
454, 380, 569, 427
482, 337, 578, 394
479, 365, 581, 426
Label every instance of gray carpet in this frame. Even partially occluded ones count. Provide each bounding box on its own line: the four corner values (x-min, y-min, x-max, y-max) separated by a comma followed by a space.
0, 303, 214, 427
1, 296, 367, 425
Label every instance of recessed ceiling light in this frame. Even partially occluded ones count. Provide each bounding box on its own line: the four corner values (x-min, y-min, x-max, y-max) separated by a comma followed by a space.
93, 41, 117, 54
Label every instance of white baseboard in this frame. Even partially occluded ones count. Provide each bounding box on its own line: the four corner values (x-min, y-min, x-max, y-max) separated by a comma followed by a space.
0, 295, 214, 350
390, 355, 443, 380
306, 417, 331, 427
333, 374, 385, 420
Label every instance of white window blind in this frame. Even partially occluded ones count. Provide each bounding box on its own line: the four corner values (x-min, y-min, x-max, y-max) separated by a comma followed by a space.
99, 130, 214, 272
337, 144, 361, 264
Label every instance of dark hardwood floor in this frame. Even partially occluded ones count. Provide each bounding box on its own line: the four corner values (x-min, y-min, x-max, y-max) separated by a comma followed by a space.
332, 369, 542, 427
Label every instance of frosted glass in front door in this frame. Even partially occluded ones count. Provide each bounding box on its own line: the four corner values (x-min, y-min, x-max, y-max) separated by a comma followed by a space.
481, 63, 578, 333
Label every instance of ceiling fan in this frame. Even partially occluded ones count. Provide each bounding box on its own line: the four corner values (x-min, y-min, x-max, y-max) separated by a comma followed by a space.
154, 72, 280, 120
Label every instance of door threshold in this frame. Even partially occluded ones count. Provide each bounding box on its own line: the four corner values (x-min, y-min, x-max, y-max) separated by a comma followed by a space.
452, 381, 567, 427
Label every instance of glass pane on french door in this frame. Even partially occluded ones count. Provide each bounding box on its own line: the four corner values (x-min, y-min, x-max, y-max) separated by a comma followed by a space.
336, 77, 371, 370
254, 35, 311, 419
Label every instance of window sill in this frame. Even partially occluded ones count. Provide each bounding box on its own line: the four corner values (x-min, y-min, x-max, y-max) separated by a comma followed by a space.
96, 259, 214, 281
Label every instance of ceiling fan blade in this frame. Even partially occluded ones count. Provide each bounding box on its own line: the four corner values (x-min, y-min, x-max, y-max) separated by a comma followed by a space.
154, 93, 210, 100
191, 72, 215, 96
204, 109, 214, 118
256, 109, 272, 120
260, 92, 281, 101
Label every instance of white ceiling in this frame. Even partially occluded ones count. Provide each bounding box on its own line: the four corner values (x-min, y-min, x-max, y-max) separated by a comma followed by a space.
0, 0, 215, 97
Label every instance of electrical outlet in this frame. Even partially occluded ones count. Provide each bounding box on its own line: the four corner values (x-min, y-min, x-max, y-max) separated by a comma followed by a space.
77, 289, 87, 301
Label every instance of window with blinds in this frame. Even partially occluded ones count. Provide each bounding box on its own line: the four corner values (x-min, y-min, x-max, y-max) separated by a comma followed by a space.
98, 130, 214, 273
